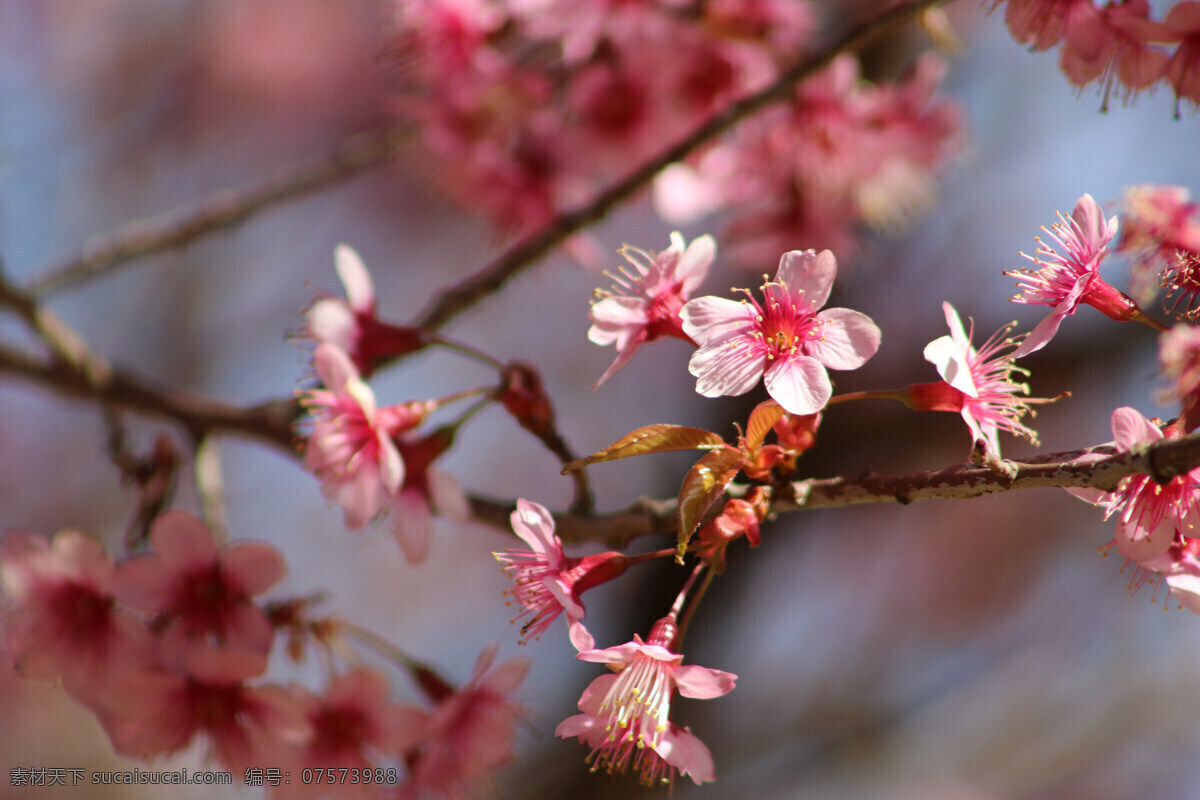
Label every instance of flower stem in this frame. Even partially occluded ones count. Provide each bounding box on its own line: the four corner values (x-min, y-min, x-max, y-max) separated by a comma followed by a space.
827, 388, 911, 406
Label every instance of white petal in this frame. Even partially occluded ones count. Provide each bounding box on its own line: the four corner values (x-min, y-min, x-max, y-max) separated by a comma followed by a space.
763, 356, 831, 415
775, 249, 835, 312
334, 244, 376, 313
679, 296, 755, 346
676, 234, 716, 294
689, 340, 765, 398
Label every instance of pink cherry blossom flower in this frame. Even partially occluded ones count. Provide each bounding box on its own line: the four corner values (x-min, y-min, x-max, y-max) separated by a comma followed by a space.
681, 248, 881, 415
1159, 325, 1200, 424
1117, 184, 1200, 308
276, 668, 425, 800
588, 232, 715, 387
301, 344, 429, 530
0, 529, 152, 699
405, 644, 529, 799
1165, 1, 1200, 108
493, 498, 629, 649
114, 510, 285, 658
1007, 193, 1136, 357
999, 0, 1092, 51
1058, 0, 1172, 109
98, 648, 312, 774
1068, 407, 1200, 565
556, 616, 736, 788
918, 302, 1048, 456
306, 245, 425, 378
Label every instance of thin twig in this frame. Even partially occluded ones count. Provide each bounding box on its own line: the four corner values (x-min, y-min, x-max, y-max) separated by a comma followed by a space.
412, 0, 948, 331
28, 127, 404, 297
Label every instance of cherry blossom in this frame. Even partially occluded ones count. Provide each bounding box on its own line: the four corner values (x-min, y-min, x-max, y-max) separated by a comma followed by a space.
405, 644, 529, 798
1165, 1, 1200, 108
306, 245, 425, 378
301, 344, 429, 530
493, 498, 630, 649
999, 0, 1092, 51
918, 302, 1047, 456
588, 232, 715, 387
1068, 406, 1200, 565
98, 648, 311, 774
1119, 184, 1200, 306
114, 510, 285, 658
1058, 0, 1172, 108
681, 248, 881, 415
0, 529, 152, 699
1008, 193, 1133, 357
556, 616, 736, 788
277, 668, 425, 800
1160, 324, 1200, 406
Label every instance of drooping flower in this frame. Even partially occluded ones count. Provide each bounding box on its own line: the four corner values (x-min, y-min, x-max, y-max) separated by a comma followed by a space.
681, 248, 880, 415
306, 245, 425, 378
0, 529, 152, 700
114, 510, 286, 658
1058, 0, 1172, 108
1165, 1, 1200, 109
390, 427, 470, 565
1159, 325, 1200, 426
404, 644, 529, 798
1007, 193, 1135, 357
999, 0, 1091, 51
916, 302, 1051, 456
1068, 406, 1200, 565
588, 232, 715, 387
556, 616, 736, 789
493, 498, 629, 649
300, 344, 429, 530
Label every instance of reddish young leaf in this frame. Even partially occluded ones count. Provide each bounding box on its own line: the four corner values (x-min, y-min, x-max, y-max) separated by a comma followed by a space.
743, 400, 787, 450
562, 425, 726, 473
676, 447, 745, 563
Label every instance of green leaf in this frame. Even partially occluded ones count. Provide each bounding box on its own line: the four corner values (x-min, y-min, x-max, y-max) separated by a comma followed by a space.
676, 447, 744, 562
563, 425, 726, 473
744, 400, 786, 450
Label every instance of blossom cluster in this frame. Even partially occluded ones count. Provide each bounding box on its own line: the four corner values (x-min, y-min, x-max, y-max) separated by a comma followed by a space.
386, 0, 964, 264
991, 0, 1200, 110
0, 513, 529, 798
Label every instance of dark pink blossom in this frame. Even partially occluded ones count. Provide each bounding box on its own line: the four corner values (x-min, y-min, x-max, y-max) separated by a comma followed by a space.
114, 510, 285, 657
390, 429, 469, 565
1059, 0, 1172, 108
681, 248, 880, 414
0, 529, 152, 699
556, 616, 736, 788
301, 344, 429, 530
1068, 407, 1200, 565
588, 232, 715, 387
1000, 0, 1092, 51
405, 645, 529, 799
1008, 193, 1134, 357
1165, 1, 1200, 108
493, 498, 629, 649
98, 648, 311, 774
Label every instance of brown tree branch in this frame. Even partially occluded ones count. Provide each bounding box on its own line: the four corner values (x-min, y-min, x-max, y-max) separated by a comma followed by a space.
412, 0, 949, 331
28, 127, 404, 297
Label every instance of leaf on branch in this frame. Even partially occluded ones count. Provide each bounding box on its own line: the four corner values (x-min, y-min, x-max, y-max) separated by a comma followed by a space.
676, 447, 744, 563
744, 400, 786, 450
562, 424, 726, 473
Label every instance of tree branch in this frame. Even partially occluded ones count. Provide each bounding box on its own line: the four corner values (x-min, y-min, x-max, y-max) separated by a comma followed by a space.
28, 127, 404, 297
412, 0, 948, 331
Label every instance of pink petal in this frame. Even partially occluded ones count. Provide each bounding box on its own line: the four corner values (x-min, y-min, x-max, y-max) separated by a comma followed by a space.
481, 656, 530, 694
1166, 2, 1200, 33
588, 296, 648, 348
334, 244, 376, 313
555, 712, 604, 741
510, 499, 559, 556
679, 296, 755, 347
575, 674, 619, 715
1011, 308, 1068, 358
378, 433, 405, 495
1071, 193, 1118, 253
688, 339, 766, 398
150, 511, 218, 572
810, 308, 882, 370
428, 468, 469, 521
306, 299, 356, 351
336, 461, 385, 530
222, 542, 287, 596
312, 343, 360, 395
924, 334, 976, 395
392, 489, 432, 564
1111, 406, 1161, 450
591, 335, 644, 389
1166, 573, 1200, 615
0, 531, 49, 601
113, 555, 174, 611
672, 665, 737, 699
567, 618, 595, 652
657, 726, 715, 784
1116, 513, 1175, 564
217, 603, 275, 656
775, 249, 836, 313
763, 356, 832, 415
676, 234, 716, 294
1064, 486, 1108, 504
